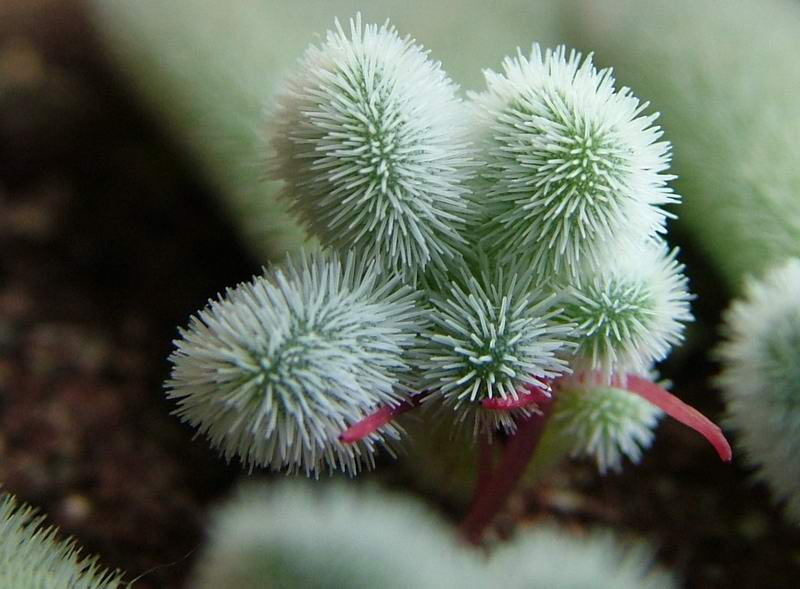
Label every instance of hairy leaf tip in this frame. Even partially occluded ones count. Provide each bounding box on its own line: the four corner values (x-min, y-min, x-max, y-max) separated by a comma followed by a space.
561, 242, 693, 379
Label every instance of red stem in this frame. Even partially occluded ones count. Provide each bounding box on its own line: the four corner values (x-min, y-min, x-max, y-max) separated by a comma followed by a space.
481, 384, 551, 410
620, 374, 732, 462
339, 395, 423, 444
460, 399, 554, 544
475, 434, 495, 499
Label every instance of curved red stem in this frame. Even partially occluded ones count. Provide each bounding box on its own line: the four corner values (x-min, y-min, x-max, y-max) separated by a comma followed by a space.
619, 374, 732, 462
339, 395, 423, 444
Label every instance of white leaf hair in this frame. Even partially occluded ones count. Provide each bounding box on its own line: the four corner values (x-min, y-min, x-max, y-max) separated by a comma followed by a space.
167, 249, 423, 476
470, 45, 677, 278
560, 242, 693, 379
271, 14, 473, 281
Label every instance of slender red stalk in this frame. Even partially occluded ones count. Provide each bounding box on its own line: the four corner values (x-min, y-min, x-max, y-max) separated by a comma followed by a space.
339, 395, 423, 444
460, 399, 554, 544
459, 372, 731, 544
475, 434, 495, 499
481, 384, 551, 410
619, 374, 732, 462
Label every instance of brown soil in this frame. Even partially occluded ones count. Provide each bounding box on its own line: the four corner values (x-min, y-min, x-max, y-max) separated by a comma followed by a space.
1, 2, 798, 588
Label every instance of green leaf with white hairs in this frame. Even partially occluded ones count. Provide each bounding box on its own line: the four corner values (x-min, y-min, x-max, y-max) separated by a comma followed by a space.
271, 15, 474, 281
552, 379, 664, 473
167, 249, 424, 476
416, 255, 574, 434
470, 45, 676, 278
559, 242, 693, 379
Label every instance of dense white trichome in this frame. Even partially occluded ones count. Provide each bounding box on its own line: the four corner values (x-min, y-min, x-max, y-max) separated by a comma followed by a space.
271, 15, 472, 280
167, 250, 423, 476
416, 257, 573, 433
560, 243, 693, 379
470, 45, 676, 278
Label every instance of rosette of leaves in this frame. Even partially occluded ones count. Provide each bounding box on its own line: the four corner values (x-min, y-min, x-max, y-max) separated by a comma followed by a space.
0, 493, 124, 589
559, 243, 693, 380
167, 249, 422, 475
415, 256, 574, 434
718, 258, 800, 522
469, 44, 677, 279
271, 14, 473, 280
146, 11, 721, 500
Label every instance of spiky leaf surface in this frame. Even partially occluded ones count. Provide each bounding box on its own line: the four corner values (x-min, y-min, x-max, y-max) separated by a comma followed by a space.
553, 379, 663, 473
0, 493, 123, 589
271, 15, 473, 280
192, 483, 479, 589
718, 258, 800, 522
417, 257, 573, 433
470, 45, 676, 278
560, 243, 692, 378
167, 250, 423, 475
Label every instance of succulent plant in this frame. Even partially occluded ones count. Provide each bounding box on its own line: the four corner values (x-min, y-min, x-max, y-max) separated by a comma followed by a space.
271, 14, 473, 280
167, 249, 422, 475
559, 243, 693, 380
153, 15, 730, 514
90, 6, 736, 553
469, 44, 676, 279
0, 492, 124, 589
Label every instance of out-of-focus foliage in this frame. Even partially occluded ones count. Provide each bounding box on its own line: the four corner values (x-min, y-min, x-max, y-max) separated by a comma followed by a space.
193, 483, 676, 589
